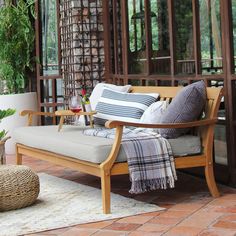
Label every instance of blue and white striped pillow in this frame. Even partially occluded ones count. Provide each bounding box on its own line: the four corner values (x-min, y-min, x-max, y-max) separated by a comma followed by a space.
94, 88, 159, 125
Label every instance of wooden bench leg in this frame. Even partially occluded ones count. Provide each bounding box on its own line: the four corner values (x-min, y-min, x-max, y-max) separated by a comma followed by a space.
16, 145, 22, 165
205, 164, 220, 197
101, 170, 111, 214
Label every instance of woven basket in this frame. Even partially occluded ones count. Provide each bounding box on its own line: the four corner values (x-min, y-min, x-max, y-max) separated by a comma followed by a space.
0, 165, 40, 211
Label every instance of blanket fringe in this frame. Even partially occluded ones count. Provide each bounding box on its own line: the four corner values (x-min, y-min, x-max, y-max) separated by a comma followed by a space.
129, 176, 176, 194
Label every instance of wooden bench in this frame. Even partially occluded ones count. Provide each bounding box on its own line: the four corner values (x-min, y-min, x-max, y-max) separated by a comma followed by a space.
16, 86, 223, 214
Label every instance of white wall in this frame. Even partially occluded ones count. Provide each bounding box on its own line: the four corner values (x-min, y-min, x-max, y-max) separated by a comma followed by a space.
0, 92, 38, 154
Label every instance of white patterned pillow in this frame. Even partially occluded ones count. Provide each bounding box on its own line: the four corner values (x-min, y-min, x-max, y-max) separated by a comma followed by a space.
94, 88, 159, 125
140, 101, 169, 124
139, 101, 169, 133
89, 83, 132, 110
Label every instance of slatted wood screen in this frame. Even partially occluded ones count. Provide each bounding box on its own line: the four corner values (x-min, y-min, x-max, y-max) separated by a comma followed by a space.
60, 0, 105, 104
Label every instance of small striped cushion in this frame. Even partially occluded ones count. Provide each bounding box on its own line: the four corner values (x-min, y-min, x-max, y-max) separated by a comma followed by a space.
94, 89, 159, 125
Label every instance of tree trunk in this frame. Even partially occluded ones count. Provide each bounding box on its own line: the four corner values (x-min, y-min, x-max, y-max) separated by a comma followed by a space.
0, 137, 10, 164
0, 142, 6, 164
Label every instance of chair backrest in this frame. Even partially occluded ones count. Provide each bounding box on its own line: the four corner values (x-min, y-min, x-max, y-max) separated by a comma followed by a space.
131, 86, 223, 155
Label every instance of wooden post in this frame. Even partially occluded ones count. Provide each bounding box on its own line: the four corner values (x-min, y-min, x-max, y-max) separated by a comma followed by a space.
0, 137, 10, 164
0, 142, 6, 164
16, 145, 23, 165
205, 163, 220, 197
101, 169, 111, 214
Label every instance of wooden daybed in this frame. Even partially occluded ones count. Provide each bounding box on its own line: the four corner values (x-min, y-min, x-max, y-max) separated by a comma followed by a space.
15, 86, 223, 214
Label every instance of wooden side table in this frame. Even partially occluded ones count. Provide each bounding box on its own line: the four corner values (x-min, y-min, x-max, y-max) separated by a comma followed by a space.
55, 110, 97, 132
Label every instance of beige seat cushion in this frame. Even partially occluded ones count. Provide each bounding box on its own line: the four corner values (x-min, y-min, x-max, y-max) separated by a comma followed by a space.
13, 126, 201, 164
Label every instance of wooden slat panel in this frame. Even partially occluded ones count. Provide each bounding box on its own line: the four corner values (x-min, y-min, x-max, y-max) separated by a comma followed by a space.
112, 0, 119, 74
131, 86, 182, 97
102, 0, 112, 79
144, 0, 152, 74
167, 0, 176, 80
131, 86, 222, 101
192, 0, 201, 75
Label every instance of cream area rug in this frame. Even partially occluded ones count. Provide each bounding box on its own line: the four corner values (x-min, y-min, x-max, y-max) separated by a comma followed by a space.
0, 173, 164, 236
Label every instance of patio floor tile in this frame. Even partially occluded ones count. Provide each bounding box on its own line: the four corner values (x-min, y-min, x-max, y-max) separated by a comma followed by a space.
78, 219, 115, 229
27, 234, 57, 236
209, 199, 236, 207
215, 206, 236, 213
199, 229, 236, 236
212, 220, 236, 229
128, 231, 163, 236
104, 222, 141, 231
168, 203, 204, 212
138, 211, 162, 217
59, 227, 97, 236
27, 227, 71, 235
158, 210, 192, 219
136, 223, 171, 232
163, 226, 204, 236
220, 214, 236, 222
116, 215, 154, 224
92, 229, 129, 236
178, 211, 223, 228
148, 216, 181, 225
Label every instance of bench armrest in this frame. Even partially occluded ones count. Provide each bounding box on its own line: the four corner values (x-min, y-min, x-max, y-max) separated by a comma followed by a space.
20, 110, 55, 117
105, 118, 218, 129
101, 118, 217, 170
20, 110, 55, 126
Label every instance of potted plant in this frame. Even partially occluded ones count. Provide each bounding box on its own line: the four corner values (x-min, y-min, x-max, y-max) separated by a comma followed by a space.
0, 108, 15, 164
0, 0, 37, 154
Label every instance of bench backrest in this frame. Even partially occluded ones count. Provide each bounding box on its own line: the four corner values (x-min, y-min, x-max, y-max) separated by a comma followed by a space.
130, 86, 223, 154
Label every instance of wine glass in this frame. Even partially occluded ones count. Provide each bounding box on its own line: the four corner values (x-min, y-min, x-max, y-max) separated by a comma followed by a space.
69, 95, 82, 124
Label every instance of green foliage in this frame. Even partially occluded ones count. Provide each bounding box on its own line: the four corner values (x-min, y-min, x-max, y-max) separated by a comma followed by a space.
0, 108, 15, 120
41, 0, 59, 69
0, 0, 35, 94
0, 108, 15, 140
0, 130, 7, 140
174, 0, 193, 60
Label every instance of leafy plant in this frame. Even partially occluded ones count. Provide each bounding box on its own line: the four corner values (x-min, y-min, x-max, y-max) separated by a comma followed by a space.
0, 108, 15, 141
0, 0, 35, 94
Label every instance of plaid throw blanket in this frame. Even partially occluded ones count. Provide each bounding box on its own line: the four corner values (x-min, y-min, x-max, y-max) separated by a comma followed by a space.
83, 128, 177, 194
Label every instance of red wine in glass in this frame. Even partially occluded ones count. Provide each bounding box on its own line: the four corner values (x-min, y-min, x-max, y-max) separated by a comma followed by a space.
70, 107, 82, 113
69, 96, 82, 114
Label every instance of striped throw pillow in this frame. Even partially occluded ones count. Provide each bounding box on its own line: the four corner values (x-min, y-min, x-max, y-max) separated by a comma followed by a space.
94, 88, 159, 125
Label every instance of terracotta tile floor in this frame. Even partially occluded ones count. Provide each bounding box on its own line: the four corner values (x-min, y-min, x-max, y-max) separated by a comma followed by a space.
6, 155, 236, 236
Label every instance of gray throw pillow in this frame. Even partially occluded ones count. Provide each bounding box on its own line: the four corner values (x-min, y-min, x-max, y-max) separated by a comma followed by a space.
159, 80, 206, 139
